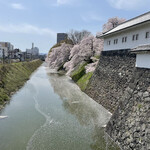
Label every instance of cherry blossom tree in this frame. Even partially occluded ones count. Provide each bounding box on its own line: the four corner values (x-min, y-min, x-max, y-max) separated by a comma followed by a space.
64, 35, 103, 75
47, 43, 73, 69
103, 17, 126, 32
85, 61, 98, 73
93, 36, 103, 56
68, 29, 91, 44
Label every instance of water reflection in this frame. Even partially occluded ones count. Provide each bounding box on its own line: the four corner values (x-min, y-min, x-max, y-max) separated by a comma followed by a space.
0, 66, 120, 150
47, 72, 120, 150
48, 73, 110, 127
90, 126, 120, 150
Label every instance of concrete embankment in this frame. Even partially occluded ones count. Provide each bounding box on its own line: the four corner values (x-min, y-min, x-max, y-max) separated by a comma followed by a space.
0, 60, 42, 110
85, 50, 150, 150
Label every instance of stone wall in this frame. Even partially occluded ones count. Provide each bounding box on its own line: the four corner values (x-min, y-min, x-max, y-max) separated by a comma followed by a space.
85, 50, 136, 113
106, 68, 150, 150
85, 50, 150, 149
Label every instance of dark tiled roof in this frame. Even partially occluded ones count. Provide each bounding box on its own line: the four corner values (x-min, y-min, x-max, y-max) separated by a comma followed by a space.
131, 44, 150, 53
101, 11, 150, 37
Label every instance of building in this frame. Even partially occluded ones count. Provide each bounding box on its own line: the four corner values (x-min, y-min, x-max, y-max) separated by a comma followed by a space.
100, 11, 150, 51
0, 42, 14, 59
0, 42, 14, 51
57, 33, 68, 43
26, 43, 39, 59
131, 44, 150, 69
0, 47, 8, 58
100, 11, 150, 69
10, 49, 21, 59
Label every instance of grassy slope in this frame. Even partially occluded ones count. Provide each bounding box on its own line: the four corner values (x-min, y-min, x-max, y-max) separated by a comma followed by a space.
70, 62, 93, 91
70, 62, 87, 82
0, 60, 42, 105
77, 72, 93, 91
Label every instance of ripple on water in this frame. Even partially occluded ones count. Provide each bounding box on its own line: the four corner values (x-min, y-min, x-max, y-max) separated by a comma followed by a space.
26, 96, 61, 150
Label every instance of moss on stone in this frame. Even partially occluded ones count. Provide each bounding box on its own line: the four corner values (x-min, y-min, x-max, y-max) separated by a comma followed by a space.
94, 55, 100, 59
137, 103, 142, 110
70, 62, 87, 82
77, 72, 93, 91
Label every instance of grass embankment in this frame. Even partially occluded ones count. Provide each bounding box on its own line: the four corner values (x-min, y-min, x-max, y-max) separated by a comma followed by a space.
70, 62, 93, 91
0, 60, 42, 107
70, 62, 87, 82
77, 72, 93, 91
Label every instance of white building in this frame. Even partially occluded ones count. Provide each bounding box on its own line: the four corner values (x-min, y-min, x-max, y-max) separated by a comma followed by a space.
131, 44, 150, 69
26, 43, 39, 59
0, 42, 14, 59
100, 12, 150, 51
26, 47, 39, 56
0, 42, 14, 51
100, 11, 150, 69
0, 46, 8, 58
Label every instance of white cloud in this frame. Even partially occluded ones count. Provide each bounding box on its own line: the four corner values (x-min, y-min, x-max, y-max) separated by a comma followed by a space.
57, 0, 70, 5
81, 12, 102, 22
55, 0, 75, 5
107, 0, 150, 10
11, 3, 25, 10
0, 24, 56, 36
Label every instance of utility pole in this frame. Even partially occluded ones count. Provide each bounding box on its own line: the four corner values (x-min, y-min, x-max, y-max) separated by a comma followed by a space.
8, 50, 10, 64
2, 49, 5, 64
25, 52, 27, 61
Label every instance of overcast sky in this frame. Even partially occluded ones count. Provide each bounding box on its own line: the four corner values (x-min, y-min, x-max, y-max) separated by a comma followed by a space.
0, 0, 149, 53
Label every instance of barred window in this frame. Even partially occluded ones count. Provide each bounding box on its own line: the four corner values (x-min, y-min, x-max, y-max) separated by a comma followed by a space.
125, 37, 127, 42
114, 39, 118, 44
146, 32, 149, 38
136, 34, 139, 40
122, 37, 127, 43
132, 35, 135, 41
107, 40, 111, 45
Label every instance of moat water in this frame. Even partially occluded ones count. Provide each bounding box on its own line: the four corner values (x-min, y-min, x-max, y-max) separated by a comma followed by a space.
0, 65, 119, 150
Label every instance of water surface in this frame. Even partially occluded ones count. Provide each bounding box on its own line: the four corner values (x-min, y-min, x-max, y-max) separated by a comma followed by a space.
0, 65, 119, 150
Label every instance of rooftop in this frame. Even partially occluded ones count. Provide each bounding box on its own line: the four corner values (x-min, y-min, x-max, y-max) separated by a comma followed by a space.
101, 11, 150, 37
131, 44, 150, 54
